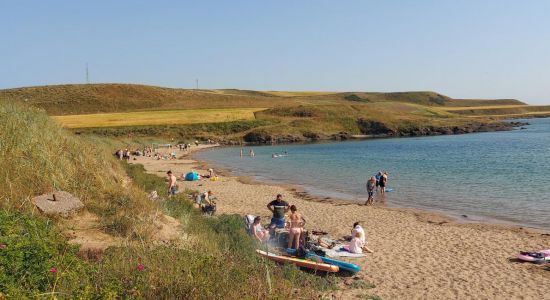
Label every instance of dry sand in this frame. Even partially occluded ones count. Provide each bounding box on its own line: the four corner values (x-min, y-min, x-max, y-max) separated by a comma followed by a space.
132, 146, 550, 300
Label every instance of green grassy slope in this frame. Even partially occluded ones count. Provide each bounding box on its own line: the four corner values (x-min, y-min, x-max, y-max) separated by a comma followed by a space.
0, 83, 526, 115
0, 102, 336, 298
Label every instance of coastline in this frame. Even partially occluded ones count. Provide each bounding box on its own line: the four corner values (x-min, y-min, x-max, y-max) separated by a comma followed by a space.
194, 142, 550, 233
132, 145, 550, 299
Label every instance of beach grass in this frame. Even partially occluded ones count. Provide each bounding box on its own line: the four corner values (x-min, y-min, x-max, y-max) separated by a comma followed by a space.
52, 108, 265, 128
0, 102, 338, 298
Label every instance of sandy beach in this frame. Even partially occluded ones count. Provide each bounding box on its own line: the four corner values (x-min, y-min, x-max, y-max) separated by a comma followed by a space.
132, 146, 550, 299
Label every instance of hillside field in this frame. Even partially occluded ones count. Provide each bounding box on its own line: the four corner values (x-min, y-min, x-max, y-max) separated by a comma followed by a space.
2, 83, 550, 142
53, 107, 264, 128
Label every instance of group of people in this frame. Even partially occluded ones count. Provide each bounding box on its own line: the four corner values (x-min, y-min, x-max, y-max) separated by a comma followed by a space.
251, 194, 374, 254
114, 149, 131, 161
240, 148, 255, 157
250, 194, 305, 250
365, 171, 389, 205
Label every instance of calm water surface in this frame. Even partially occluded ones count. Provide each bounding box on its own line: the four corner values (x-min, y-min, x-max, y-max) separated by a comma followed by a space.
196, 118, 550, 230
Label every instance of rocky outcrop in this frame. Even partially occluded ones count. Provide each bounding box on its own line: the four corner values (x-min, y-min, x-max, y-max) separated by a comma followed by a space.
357, 119, 395, 135
227, 120, 528, 145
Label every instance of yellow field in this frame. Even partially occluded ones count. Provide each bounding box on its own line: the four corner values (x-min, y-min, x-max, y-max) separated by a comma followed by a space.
53, 108, 265, 128
263, 91, 336, 97
440, 105, 528, 111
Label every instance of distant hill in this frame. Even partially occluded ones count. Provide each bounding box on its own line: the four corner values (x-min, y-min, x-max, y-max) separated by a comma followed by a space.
0, 83, 525, 115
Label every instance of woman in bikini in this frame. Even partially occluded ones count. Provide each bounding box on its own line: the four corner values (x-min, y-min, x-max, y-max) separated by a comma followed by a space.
287, 205, 304, 249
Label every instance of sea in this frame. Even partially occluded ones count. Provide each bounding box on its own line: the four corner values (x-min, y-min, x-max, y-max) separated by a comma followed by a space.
195, 118, 550, 230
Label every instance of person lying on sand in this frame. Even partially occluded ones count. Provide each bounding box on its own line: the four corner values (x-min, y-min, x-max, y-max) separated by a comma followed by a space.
252, 216, 270, 242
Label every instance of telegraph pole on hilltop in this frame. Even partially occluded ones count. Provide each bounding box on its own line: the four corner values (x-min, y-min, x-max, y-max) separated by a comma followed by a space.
196, 78, 198, 90
86, 63, 89, 83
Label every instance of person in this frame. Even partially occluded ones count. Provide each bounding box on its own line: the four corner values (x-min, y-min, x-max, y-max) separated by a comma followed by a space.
287, 205, 304, 249
208, 168, 215, 178
249, 149, 255, 157
167, 170, 177, 197
375, 171, 382, 192
365, 176, 376, 205
267, 194, 289, 229
240, 148, 243, 157
351, 222, 365, 243
252, 216, 270, 242
380, 171, 388, 194
203, 190, 213, 205
348, 231, 374, 254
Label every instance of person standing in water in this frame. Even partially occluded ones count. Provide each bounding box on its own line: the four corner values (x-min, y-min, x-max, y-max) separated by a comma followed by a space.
375, 171, 382, 192
379, 171, 388, 195
249, 149, 255, 157
365, 176, 376, 205
240, 148, 243, 157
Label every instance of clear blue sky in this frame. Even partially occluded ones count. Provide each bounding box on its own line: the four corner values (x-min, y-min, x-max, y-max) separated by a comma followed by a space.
1, 0, 550, 104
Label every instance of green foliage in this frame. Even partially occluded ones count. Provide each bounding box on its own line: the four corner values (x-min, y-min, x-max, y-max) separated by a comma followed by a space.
0, 211, 89, 298
0, 103, 156, 238
74, 119, 277, 139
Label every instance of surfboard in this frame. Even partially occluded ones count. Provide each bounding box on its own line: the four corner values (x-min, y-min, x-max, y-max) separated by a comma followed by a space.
256, 250, 339, 272
305, 252, 361, 273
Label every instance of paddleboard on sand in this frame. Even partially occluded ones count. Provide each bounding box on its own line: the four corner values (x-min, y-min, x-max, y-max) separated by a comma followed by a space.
517, 249, 550, 263
305, 252, 361, 273
256, 250, 339, 272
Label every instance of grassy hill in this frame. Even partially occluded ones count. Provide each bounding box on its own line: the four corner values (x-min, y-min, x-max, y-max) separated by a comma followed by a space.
0, 83, 526, 115
2, 83, 546, 143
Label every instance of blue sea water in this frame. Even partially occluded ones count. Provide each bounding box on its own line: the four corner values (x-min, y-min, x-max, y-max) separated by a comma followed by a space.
196, 118, 550, 230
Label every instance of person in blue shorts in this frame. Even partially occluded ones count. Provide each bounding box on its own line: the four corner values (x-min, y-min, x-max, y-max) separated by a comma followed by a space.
267, 194, 289, 229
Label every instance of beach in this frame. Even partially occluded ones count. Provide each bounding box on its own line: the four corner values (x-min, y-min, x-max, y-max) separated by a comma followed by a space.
132, 146, 550, 299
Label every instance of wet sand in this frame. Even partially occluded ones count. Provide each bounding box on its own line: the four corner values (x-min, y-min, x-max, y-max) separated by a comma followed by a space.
132, 146, 550, 299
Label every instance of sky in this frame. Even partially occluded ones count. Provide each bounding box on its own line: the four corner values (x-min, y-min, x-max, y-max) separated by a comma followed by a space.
1, 0, 550, 104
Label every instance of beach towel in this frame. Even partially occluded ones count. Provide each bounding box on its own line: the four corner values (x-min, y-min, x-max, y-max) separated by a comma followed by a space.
324, 247, 366, 258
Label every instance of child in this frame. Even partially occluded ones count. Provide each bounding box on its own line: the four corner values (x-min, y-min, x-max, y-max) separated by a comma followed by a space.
348, 231, 374, 254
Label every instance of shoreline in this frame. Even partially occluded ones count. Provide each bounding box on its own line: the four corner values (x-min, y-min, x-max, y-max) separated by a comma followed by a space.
193, 145, 550, 234
132, 145, 550, 299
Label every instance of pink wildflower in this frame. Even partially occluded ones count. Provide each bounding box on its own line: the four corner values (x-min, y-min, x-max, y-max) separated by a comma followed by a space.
137, 263, 145, 271
0, 244, 6, 249
49, 267, 57, 273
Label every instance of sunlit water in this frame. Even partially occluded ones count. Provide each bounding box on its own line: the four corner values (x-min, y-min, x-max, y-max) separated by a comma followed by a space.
196, 118, 550, 230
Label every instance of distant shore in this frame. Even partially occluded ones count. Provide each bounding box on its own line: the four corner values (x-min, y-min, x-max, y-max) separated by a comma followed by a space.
131, 146, 550, 299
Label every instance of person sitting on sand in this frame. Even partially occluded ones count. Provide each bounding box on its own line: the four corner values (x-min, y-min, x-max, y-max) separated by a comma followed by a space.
252, 216, 270, 242
366, 176, 376, 205
286, 205, 305, 249
267, 194, 289, 229
348, 230, 373, 254
351, 221, 365, 243
167, 170, 177, 197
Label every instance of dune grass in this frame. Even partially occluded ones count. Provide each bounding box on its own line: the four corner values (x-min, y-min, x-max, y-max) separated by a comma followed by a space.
0, 102, 337, 298
53, 108, 265, 128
